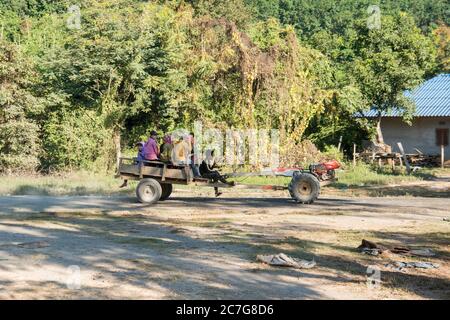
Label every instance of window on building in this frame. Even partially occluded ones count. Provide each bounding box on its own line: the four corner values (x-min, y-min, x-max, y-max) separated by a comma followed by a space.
436, 128, 449, 146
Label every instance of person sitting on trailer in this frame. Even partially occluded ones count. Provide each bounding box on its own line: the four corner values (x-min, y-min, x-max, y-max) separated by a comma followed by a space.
119, 141, 146, 188
143, 130, 160, 161
172, 135, 190, 165
199, 149, 233, 197
160, 134, 173, 162
136, 141, 146, 162
189, 132, 201, 177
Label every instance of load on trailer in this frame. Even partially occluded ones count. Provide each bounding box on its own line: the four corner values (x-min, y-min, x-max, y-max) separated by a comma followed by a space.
118, 158, 340, 204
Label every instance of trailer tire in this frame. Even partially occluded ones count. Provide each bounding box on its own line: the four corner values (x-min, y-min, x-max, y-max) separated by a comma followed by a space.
136, 178, 162, 204
288, 173, 320, 204
159, 183, 173, 201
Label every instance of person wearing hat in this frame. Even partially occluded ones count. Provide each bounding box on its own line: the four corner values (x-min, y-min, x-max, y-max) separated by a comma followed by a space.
136, 141, 146, 162
160, 134, 173, 162
143, 130, 160, 161
119, 141, 147, 188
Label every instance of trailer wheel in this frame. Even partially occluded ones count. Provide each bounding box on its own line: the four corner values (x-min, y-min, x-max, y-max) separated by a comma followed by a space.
136, 178, 162, 204
288, 173, 320, 204
159, 183, 173, 201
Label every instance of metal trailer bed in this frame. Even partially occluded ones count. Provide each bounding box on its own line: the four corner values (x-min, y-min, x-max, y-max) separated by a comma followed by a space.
118, 157, 335, 204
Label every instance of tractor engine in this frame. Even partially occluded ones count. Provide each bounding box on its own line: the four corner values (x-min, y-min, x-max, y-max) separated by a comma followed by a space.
309, 160, 340, 181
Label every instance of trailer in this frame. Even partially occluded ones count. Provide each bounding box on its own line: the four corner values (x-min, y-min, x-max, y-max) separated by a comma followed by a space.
118, 157, 340, 204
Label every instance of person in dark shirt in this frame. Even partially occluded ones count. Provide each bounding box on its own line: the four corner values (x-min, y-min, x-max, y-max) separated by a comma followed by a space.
136, 141, 146, 162
199, 149, 232, 197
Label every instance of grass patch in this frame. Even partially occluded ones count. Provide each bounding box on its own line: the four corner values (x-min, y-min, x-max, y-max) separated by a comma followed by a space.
0, 171, 133, 196
334, 164, 422, 188
1, 165, 449, 197
415, 167, 450, 178
229, 163, 445, 188
229, 175, 291, 186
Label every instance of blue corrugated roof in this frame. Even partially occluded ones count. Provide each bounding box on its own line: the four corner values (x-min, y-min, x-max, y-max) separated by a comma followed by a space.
363, 74, 450, 117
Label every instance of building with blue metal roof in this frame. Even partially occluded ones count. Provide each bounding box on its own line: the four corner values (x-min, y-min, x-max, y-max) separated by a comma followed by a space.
364, 74, 450, 159
363, 74, 450, 117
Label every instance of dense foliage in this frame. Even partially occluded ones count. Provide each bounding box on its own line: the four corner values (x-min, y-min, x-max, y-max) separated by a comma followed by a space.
0, 0, 447, 172
0, 40, 41, 172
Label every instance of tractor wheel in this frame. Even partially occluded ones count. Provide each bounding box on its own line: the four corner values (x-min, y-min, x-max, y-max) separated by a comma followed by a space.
136, 178, 162, 204
159, 183, 173, 201
288, 173, 320, 204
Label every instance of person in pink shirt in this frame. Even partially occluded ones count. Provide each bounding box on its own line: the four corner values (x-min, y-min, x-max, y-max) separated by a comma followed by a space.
143, 130, 160, 160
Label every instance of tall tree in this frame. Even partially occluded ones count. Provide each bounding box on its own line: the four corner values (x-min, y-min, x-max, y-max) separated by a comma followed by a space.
0, 40, 41, 172
43, 0, 193, 168
432, 23, 450, 73
351, 13, 436, 144
246, 0, 449, 36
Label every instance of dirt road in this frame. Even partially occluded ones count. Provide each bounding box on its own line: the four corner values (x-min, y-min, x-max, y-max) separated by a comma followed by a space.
0, 190, 449, 299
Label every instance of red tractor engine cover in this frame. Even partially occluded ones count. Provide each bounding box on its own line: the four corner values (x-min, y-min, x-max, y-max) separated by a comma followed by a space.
322, 160, 341, 170
310, 160, 341, 176
255, 160, 340, 178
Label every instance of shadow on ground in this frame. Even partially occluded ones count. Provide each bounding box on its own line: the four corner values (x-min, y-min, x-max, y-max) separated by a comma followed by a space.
0, 204, 448, 299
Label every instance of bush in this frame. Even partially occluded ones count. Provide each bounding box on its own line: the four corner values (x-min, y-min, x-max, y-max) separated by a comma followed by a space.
41, 109, 114, 172
335, 162, 420, 187
0, 39, 41, 173
322, 145, 344, 163
0, 119, 40, 173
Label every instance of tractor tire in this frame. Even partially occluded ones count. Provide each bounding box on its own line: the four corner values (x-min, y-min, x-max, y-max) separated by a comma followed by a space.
288, 173, 320, 204
159, 183, 173, 201
136, 178, 162, 204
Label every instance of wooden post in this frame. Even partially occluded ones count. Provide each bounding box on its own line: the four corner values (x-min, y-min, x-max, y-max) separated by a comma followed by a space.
113, 129, 122, 172
337, 136, 343, 152
397, 142, 411, 174
138, 161, 143, 179
353, 144, 357, 167
161, 163, 167, 181
441, 144, 445, 169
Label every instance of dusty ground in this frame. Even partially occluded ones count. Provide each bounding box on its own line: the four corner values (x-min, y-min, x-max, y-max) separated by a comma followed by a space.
328, 173, 450, 198
0, 186, 449, 300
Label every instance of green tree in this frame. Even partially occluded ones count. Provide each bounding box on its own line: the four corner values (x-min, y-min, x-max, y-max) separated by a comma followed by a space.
247, 0, 449, 36
186, 0, 254, 28
0, 40, 41, 172
245, 0, 446, 150
41, 108, 113, 171
432, 23, 450, 72
350, 13, 436, 144
0, 0, 70, 17
43, 0, 193, 168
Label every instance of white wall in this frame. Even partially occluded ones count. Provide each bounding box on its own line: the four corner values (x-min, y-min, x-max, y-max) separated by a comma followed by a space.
381, 117, 450, 159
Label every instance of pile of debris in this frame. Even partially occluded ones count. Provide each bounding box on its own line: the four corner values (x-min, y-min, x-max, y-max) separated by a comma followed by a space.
385, 261, 439, 271
356, 142, 441, 168
358, 239, 435, 257
280, 139, 323, 167
256, 253, 316, 269
357, 239, 439, 272
444, 160, 450, 167
361, 141, 393, 154
407, 153, 440, 167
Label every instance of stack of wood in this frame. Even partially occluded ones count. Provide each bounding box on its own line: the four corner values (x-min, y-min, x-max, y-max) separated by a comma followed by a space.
355, 151, 400, 167
355, 145, 440, 168
407, 153, 440, 167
